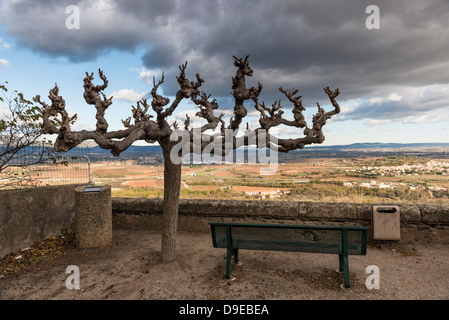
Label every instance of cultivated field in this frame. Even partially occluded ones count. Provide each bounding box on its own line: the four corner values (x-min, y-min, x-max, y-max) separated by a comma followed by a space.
2, 154, 448, 204
93, 155, 449, 204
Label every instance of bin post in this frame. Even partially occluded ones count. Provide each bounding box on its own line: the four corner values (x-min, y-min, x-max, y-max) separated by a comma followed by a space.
74, 185, 112, 248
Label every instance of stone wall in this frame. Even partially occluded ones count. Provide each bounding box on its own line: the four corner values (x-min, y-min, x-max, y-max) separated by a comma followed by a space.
1, 188, 448, 259
112, 197, 449, 244
0, 185, 80, 258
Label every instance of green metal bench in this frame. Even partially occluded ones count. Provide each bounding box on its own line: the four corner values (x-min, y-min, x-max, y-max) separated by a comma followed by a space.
210, 222, 368, 288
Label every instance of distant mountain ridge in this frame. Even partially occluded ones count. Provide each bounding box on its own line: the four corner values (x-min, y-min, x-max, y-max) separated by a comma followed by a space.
83, 142, 449, 156
5, 142, 446, 164
302, 142, 449, 150
4, 142, 446, 157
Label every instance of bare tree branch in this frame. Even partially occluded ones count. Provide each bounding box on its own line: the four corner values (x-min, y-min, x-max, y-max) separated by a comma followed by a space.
229, 55, 263, 130
37, 56, 340, 158
82, 69, 113, 133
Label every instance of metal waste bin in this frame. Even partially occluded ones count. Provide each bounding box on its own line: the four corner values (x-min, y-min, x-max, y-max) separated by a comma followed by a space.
372, 205, 400, 241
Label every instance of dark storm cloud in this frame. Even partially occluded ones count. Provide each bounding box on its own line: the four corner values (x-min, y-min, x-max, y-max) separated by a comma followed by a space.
1, 0, 449, 120
0, 0, 150, 62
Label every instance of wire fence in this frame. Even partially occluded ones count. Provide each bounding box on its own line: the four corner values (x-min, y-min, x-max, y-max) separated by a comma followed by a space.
0, 143, 91, 189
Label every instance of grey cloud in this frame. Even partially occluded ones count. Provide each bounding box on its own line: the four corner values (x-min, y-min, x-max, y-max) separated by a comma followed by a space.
0, 0, 148, 62
340, 83, 449, 123
1, 0, 449, 118
114, 0, 176, 24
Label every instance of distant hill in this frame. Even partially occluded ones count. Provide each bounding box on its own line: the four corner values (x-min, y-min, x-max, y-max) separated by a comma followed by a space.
87, 145, 162, 155
83, 142, 449, 154
303, 142, 449, 151
5, 142, 447, 157
77, 142, 449, 162
4, 142, 448, 166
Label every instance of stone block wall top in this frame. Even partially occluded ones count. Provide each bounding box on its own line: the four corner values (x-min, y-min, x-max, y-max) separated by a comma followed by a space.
418, 204, 449, 224
111, 197, 449, 226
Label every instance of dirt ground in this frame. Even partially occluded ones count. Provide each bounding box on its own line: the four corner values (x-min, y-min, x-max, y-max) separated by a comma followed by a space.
1, 229, 448, 300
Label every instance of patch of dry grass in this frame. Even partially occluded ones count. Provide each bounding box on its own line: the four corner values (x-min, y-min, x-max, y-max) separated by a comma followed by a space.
0, 231, 74, 277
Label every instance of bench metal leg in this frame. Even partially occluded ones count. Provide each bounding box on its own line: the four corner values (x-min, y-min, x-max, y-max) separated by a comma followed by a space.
339, 254, 344, 272
338, 254, 350, 288
225, 248, 239, 279
341, 229, 350, 288
226, 249, 232, 279
343, 256, 350, 288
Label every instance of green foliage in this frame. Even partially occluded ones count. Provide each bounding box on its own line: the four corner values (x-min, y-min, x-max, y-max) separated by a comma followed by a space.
1, 84, 42, 131
112, 187, 164, 199
287, 180, 449, 204
0, 82, 61, 188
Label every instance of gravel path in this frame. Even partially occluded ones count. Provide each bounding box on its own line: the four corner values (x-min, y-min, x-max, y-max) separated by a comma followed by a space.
1, 229, 448, 300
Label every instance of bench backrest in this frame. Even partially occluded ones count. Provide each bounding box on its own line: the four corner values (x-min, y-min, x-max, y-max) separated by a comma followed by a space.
210, 222, 368, 255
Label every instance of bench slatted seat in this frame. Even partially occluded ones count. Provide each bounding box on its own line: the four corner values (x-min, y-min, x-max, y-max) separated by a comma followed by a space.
210, 222, 368, 288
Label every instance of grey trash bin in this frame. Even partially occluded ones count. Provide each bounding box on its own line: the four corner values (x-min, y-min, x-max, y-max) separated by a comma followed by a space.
372, 205, 400, 241
74, 185, 112, 248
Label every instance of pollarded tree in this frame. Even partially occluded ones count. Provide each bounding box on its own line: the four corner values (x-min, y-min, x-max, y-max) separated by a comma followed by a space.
36, 55, 341, 262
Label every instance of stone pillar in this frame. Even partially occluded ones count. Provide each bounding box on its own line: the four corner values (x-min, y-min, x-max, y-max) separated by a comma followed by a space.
74, 185, 112, 248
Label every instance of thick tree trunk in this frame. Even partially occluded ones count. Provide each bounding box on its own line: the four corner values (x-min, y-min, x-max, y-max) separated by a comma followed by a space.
160, 142, 182, 262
